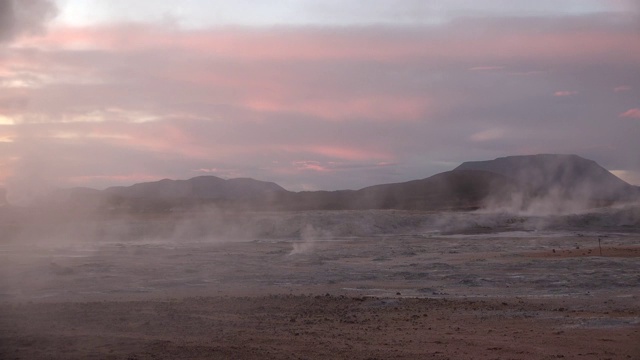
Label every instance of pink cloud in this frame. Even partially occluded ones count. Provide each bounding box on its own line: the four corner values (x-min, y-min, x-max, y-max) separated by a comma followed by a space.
614, 85, 632, 93
308, 145, 392, 161
244, 96, 431, 121
194, 168, 218, 173
469, 66, 505, 71
31, 121, 214, 159
554, 90, 578, 97
3, 14, 640, 191
193, 167, 243, 178
16, 26, 417, 62
274, 144, 392, 163
11, 28, 438, 123
619, 108, 640, 119
0, 159, 14, 185
17, 21, 640, 64
8, 23, 638, 125
0, 127, 16, 142
470, 128, 506, 142
292, 161, 332, 172
13, 25, 177, 51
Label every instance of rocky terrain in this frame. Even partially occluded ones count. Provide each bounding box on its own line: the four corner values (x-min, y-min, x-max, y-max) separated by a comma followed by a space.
1, 206, 639, 359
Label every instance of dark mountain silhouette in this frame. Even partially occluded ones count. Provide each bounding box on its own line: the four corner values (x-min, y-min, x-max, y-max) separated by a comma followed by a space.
24, 154, 640, 213
222, 170, 515, 211
454, 154, 638, 205
101, 176, 286, 211
105, 176, 285, 201
349, 170, 516, 210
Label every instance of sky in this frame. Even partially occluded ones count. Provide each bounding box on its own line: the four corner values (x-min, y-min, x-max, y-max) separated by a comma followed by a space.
1, 0, 639, 202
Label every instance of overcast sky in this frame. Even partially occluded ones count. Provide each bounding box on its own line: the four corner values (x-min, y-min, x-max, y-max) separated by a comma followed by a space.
1, 0, 639, 201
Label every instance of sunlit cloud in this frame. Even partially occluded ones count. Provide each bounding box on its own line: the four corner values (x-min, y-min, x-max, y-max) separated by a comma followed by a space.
0, 115, 16, 125
0, 75, 47, 89
290, 160, 395, 174
619, 108, 640, 119
309, 146, 391, 161
613, 85, 631, 93
611, 170, 640, 185
194, 168, 218, 173
276, 145, 393, 163
470, 128, 507, 142
15, 18, 640, 64
292, 161, 332, 172
554, 91, 578, 97
193, 167, 244, 178
51, 0, 640, 29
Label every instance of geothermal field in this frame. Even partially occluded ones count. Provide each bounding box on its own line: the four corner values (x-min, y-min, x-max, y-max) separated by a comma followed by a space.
2, 0, 640, 357
1, 206, 639, 359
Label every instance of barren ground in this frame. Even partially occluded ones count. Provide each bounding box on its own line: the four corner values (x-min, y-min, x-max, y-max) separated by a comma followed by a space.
1, 209, 639, 359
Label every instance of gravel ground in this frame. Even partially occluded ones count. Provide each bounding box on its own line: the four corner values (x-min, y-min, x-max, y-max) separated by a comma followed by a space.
1, 208, 639, 359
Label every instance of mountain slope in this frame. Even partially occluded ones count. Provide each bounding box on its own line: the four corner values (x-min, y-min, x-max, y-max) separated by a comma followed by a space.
351, 170, 516, 210
105, 176, 286, 201
454, 154, 636, 204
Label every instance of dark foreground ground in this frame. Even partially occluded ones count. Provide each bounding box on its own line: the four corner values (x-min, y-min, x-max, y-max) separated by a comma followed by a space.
1, 294, 639, 360
1, 209, 639, 359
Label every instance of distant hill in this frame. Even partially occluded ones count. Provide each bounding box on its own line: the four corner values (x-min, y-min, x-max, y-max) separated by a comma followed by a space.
268, 170, 514, 211
454, 154, 638, 206
350, 170, 516, 211
22, 154, 640, 213
105, 176, 285, 201
102, 176, 287, 211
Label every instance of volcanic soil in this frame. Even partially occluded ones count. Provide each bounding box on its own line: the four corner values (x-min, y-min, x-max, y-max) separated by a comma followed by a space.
1, 209, 639, 359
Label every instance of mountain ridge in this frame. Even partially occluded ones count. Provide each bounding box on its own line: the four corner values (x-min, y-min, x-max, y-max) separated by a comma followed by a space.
454, 154, 635, 203
12, 154, 640, 212
104, 175, 285, 200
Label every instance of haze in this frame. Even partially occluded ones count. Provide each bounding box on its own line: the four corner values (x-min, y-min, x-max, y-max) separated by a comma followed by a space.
1, 0, 639, 200
2, 3, 640, 358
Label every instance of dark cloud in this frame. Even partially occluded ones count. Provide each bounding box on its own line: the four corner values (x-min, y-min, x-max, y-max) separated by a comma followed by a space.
0, 0, 57, 43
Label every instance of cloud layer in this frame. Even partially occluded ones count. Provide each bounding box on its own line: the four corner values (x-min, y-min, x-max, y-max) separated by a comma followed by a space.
1, 1, 639, 200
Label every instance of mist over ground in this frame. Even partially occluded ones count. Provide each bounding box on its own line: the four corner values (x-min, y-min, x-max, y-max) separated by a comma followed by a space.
1, 172, 639, 358
2, 152, 639, 303
1, 203, 639, 300
1, 0, 639, 356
